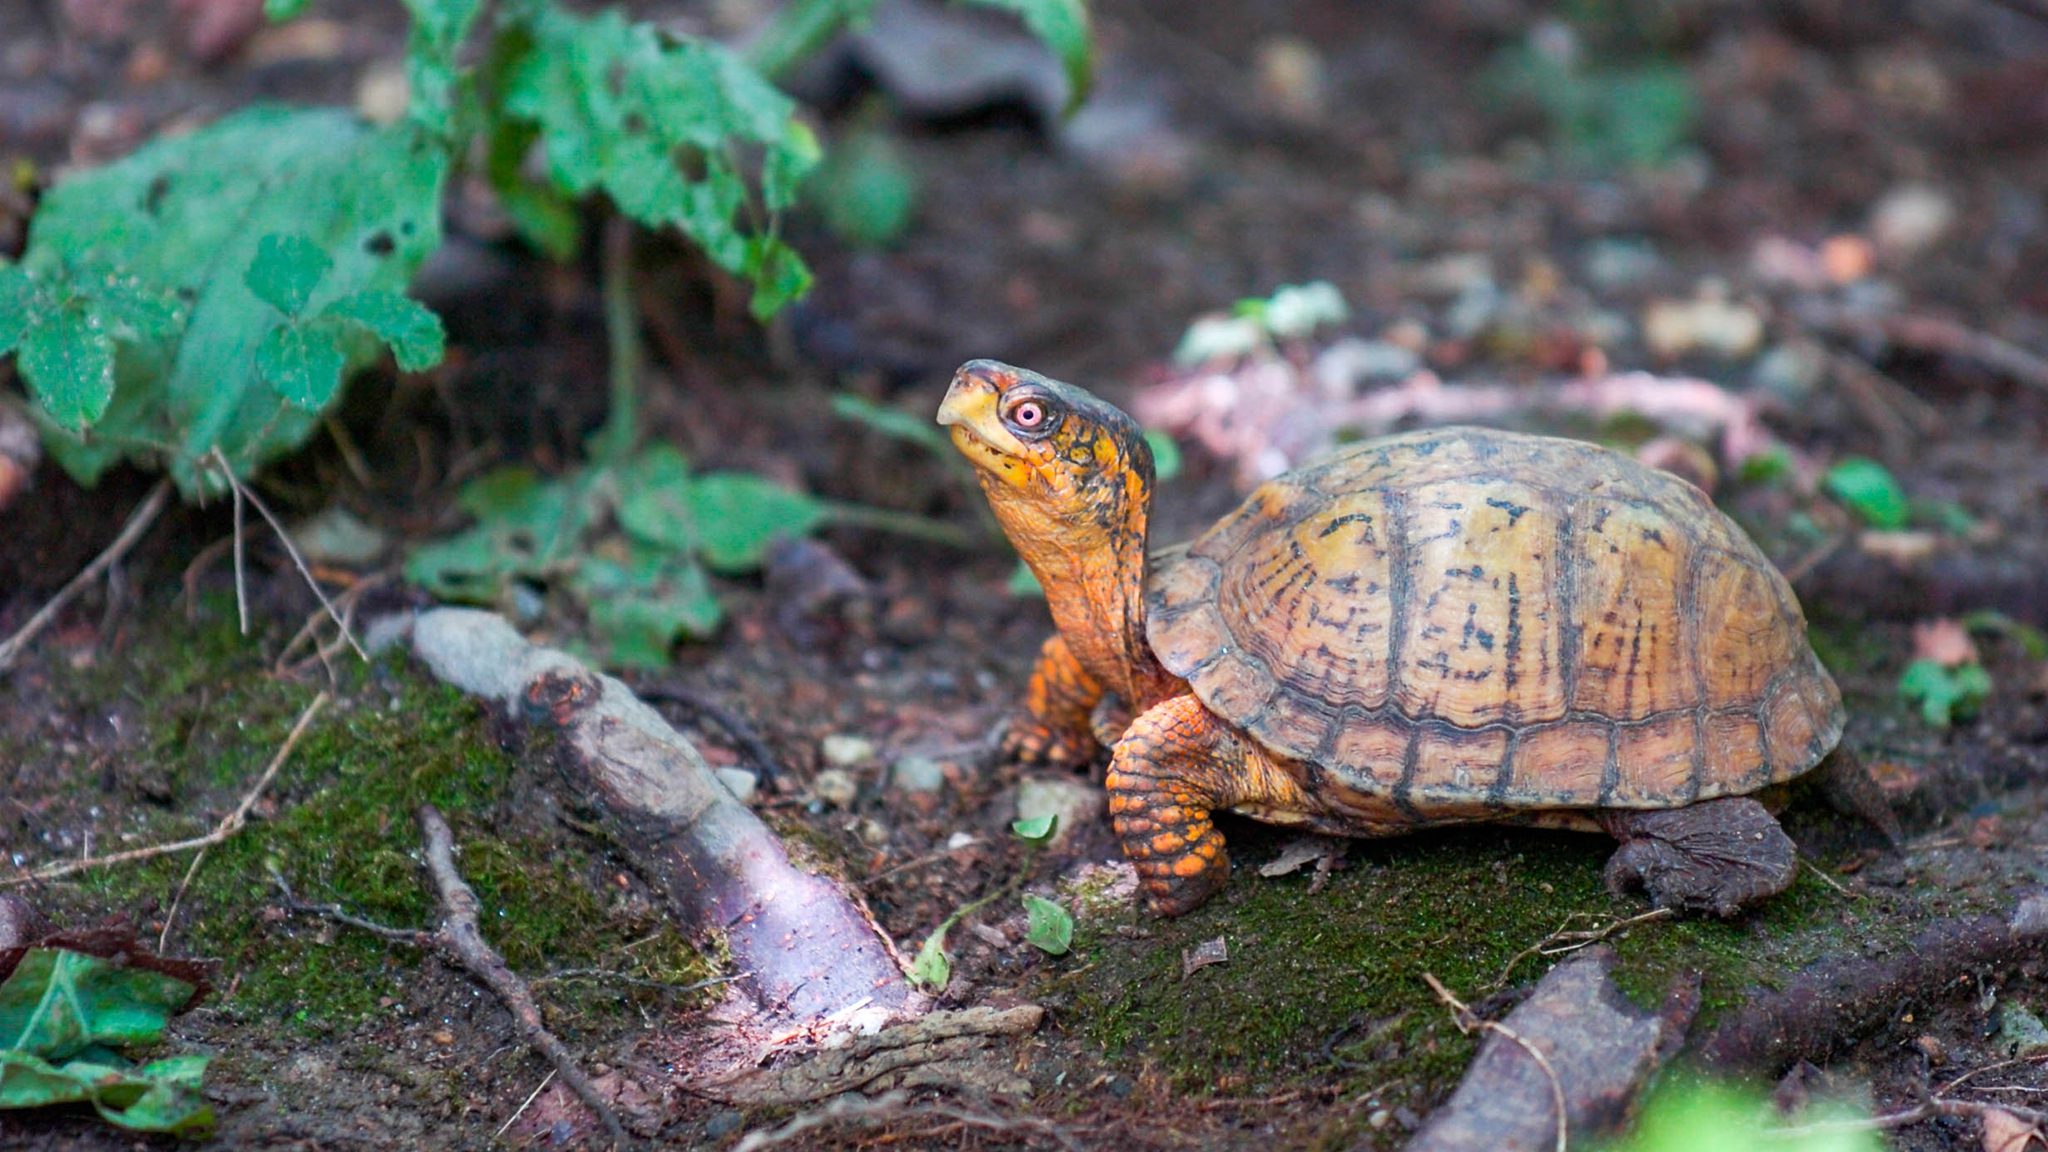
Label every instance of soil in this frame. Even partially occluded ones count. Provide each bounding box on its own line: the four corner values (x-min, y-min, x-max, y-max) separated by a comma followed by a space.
3, 0, 2048, 1149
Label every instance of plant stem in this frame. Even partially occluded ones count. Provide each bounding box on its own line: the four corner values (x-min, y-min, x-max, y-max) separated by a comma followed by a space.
745, 0, 862, 83
824, 501, 985, 549
598, 214, 641, 468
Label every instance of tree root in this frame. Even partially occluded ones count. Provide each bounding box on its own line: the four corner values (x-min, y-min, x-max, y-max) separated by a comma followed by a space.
1695, 894, 2048, 1072
711, 1005, 1045, 1107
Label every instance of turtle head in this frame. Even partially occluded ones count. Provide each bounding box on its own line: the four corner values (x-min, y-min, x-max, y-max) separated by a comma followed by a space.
938, 360, 1154, 540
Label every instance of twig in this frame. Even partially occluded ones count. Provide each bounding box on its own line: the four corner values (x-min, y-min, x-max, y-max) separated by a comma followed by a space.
1490, 909, 1673, 989
9, 692, 328, 890
230, 463, 250, 634
533, 969, 744, 996
417, 805, 632, 1148
0, 479, 171, 676
495, 1069, 558, 1143
637, 681, 783, 789
207, 452, 367, 662
1423, 971, 1568, 1152
1766, 1096, 2048, 1140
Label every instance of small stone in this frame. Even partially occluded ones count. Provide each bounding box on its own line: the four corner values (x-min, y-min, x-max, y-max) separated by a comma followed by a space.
1996, 1004, 2048, 1056
812, 768, 859, 809
1750, 341, 1828, 405
1643, 284, 1763, 360
889, 754, 947, 793
1314, 339, 1420, 392
431, 1029, 454, 1046
356, 59, 410, 126
1819, 234, 1874, 284
1253, 37, 1327, 123
291, 507, 392, 568
714, 767, 758, 803
945, 831, 978, 850
856, 818, 889, 847
1368, 1109, 1393, 1130
821, 734, 876, 768
0, 893, 46, 949
1870, 184, 1956, 259
1014, 776, 1104, 845
705, 1110, 743, 1139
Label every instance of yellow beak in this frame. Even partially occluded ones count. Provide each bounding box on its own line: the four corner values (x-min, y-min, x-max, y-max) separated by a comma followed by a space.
938, 362, 1033, 488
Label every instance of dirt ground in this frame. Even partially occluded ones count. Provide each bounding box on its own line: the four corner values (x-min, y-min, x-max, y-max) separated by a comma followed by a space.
3, 0, 2048, 1149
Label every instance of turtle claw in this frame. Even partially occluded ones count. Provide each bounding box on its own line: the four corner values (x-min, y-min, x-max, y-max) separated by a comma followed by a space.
1601, 797, 1797, 918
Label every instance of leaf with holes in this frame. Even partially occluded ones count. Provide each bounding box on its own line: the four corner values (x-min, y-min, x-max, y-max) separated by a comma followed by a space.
1021, 894, 1072, 955
320, 290, 445, 371
909, 928, 952, 991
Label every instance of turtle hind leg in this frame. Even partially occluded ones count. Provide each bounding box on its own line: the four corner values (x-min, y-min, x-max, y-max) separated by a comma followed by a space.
1598, 797, 1797, 918
1106, 694, 1315, 917
1004, 634, 1105, 768
1812, 747, 1903, 847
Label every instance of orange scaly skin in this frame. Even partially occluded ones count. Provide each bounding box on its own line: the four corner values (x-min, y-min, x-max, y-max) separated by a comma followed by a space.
1006, 634, 1105, 767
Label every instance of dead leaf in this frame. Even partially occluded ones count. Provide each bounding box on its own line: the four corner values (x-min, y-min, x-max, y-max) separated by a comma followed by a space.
1259, 836, 1345, 878
1182, 936, 1228, 978
1912, 618, 1980, 668
1980, 1107, 2041, 1152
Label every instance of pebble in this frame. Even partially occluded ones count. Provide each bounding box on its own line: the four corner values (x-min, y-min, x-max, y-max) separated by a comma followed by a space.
1870, 184, 1956, 259
714, 767, 757, 804
820, 734, 876, 768
812, 768, 859, 809
889, 754, 947, 793
1014, 776, 1103, 845
1643, 284, 1763, 360
1750, 341, 1828, 405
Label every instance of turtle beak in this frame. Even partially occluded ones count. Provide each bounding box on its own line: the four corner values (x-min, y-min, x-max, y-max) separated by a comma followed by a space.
939, 361, 1033, 487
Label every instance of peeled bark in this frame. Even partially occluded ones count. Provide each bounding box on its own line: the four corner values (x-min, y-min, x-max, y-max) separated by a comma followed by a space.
390, 608, 911, 1027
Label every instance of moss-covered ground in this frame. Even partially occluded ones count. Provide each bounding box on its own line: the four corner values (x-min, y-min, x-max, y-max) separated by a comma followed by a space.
0, 600, 717, 1043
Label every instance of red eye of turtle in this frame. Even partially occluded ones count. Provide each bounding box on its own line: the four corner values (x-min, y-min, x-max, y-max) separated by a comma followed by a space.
1009, 399, 1047, 431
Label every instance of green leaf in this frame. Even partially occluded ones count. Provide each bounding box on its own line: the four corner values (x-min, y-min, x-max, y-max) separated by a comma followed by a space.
1963, 610, 2048, 661
17, 106, 449, 492
321, 290, 446, 371
1823, 457, 1909, 530
616, 444, 697, 552
256, 321, 349, 410
1007, 561, 1043, 598
502, 6, 817, 317
1144, 429, 1181, 482
575, 548, 724, 664
244, 233, 332, 317
17, 306, 113, 432
264, 0, 310, 19
908, 928, 951, 991
962, 0, 1093, 115
1897, 658, 1992, 728
1021, 894, 1072, 955
1010, 814, 1057, 844
398, 0, 484, 137
0, 266, 37, 355
688, 471, 827, 573
811, 127, 917, 248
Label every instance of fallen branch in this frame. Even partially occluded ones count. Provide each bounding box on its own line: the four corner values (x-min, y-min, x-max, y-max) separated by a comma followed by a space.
714, 1005, 1045, 1106
418, 805, 633, 1148
1767, 1093, 2048, 1142
0, 478, 171, 676
1802, 303, 2048, 397
1696, 894, 2048, 1071
1410, 947, 1696, 1152
6, 691, 328, 890
387, 608, 912, 1028
730, 1085, 1084, 1152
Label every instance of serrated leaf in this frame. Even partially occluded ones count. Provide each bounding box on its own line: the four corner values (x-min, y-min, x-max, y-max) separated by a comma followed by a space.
256, 321, 349, 410
688, 471, 827, 573
1897, 657, 1992, 729
616, 444, 697, 551
1011, 814, 1057, 844
909, 929, 951, 991
321, 290, 445, 371
245, 234, 332, 317
1021, 894, 1072, 955
18, 307, 113, 432
962, 0, 1092, 115
503, 6, 816, 317
399, 0, 484, 137
1824, 457, 1909, 530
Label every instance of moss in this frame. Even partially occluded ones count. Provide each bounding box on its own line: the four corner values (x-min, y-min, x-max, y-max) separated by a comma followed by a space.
1040, 818, 1921, 1148
28, 601, 717, 1036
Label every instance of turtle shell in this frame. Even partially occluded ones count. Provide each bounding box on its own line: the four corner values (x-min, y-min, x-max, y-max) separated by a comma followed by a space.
1145, 427, 1843, 815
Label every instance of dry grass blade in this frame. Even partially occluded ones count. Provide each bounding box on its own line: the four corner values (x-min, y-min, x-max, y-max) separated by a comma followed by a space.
7, 691, 329, 891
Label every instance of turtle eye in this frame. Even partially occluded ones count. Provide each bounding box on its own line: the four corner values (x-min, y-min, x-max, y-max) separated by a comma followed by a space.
1005, 397, 1055, 437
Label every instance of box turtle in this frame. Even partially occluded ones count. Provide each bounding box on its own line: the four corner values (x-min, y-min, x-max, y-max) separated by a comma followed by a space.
940, 360, 1850, 918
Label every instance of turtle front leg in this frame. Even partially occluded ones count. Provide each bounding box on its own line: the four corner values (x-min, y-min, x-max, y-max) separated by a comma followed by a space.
1107, 694, 1313, 916
1599, 797, 1797, 918
1003, 634, 1107, 768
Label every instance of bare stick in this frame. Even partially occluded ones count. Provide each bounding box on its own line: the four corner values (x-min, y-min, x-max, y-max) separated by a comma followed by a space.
208, 453, 366, 662
417, 805, 631, 1148
637, 681, 783, 788
230, 465, 250, 634
1766, 1096, 2048, 1140
7, 692, 328, 890
1424, 971, 1568, 1152
1490, 909, 1672, 989
0, 479, 171, 675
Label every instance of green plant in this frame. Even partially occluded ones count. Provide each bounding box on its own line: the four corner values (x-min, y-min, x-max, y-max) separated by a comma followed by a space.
0, 948, 212, 1137
0, 0, 1091, 497
1897, 658, 1992, 728
405, 444, 968, 666
1482, 9, 1696, 171
909, 816, 1073, 990
1601, 1077, 1877, 1152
